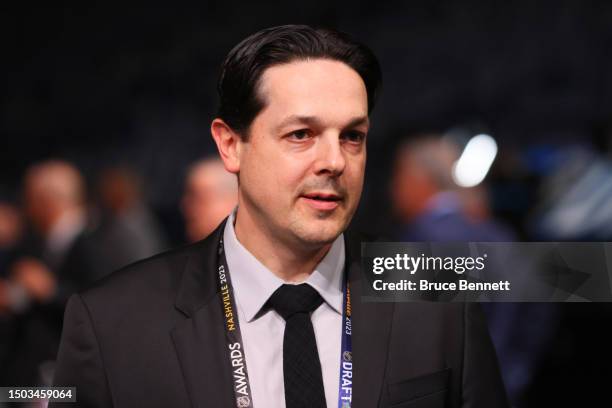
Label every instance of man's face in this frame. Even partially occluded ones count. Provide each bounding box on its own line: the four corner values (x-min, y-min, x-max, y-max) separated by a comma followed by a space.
236, 59, 369, 249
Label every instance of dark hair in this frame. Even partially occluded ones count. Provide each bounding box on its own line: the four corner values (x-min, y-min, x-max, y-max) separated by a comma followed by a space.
216, 24, 382, 138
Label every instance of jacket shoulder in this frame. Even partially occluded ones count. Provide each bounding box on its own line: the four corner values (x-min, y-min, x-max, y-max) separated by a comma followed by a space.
78, 243, 199, 312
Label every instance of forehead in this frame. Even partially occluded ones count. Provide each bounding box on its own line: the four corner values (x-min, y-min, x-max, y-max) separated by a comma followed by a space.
256, 59, 368, 125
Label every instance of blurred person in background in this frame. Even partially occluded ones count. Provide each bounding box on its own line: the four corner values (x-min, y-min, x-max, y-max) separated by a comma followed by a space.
87, 166, 166, 280
0, 200, 24, 384
2, 160, 97, 387
0, 201, 23, 275
14, 160, 94, 304
391, 135, 513, 241
390, 134, 555, 407
181, 158, 237, 242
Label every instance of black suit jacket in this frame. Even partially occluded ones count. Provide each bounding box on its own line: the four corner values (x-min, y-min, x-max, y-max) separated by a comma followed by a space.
3, 228, 99, 387
51, 221, 508, 407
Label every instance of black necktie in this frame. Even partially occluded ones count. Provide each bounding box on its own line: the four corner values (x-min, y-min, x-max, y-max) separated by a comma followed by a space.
267, 283, 327, 408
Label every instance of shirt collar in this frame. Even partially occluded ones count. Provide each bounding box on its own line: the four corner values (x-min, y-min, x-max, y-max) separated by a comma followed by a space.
223, 210, 345, 322
46, 209, 86, 256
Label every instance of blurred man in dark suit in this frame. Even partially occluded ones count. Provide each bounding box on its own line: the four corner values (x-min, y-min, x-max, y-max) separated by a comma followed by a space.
391, 136, 514, 242
87, 166, 166, 281
3, 160, 97, 386
52, 25, 508, 408
390, 135, 556, 407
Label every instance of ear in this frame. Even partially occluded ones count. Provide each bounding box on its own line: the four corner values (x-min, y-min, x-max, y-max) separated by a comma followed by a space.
211, 118, 242, 174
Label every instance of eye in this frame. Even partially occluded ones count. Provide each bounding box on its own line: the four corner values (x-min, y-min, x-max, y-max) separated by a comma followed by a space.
341, 130, 366, 144
287, 129, 311, 141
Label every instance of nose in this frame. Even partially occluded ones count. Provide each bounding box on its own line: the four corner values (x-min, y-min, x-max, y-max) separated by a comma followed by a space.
314, 133, 346, 176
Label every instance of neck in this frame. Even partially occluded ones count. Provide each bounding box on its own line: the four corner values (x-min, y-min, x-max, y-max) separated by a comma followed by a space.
233, 206, 332, 283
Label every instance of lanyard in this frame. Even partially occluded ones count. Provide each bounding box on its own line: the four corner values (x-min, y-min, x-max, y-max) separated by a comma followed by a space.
337, 270, 352, 408
216, 237, 353, 408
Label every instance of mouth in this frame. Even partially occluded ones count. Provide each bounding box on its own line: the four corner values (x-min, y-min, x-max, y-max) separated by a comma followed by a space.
300, 191, 343, 211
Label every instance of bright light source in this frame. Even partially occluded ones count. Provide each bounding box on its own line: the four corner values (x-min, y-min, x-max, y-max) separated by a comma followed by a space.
452, 133, 498, 187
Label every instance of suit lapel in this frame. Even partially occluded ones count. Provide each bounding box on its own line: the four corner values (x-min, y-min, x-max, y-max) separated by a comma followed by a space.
170, 222, 395, 408
171, 297, 234, 408
346, 234, 394, 408
171, 221, 235, 408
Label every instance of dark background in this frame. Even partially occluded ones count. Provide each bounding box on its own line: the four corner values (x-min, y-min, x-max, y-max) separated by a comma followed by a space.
3, 2, 612, 407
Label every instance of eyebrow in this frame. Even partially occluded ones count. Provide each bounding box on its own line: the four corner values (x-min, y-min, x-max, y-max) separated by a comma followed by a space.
275, 115, 370, 133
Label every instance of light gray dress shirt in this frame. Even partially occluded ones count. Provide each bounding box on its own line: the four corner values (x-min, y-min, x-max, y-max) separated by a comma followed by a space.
223, 212, 344, 408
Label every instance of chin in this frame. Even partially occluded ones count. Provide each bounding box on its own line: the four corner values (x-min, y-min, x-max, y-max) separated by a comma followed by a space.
291, 219, 345, 247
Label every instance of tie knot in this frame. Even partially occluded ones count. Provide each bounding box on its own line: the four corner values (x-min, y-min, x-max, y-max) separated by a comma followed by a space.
267, 284, 324, 320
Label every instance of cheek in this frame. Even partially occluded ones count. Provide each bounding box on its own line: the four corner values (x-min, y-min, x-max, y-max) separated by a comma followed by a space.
241, 149, 302, 200
274, 158, 309, 195
264, 148, 310, 188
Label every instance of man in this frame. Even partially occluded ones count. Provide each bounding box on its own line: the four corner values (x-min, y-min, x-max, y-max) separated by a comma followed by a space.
390, 136, 553, 406
181, 158, 238, 242
87, 166, 166, 280
4, 161, 97, 386
391, 136, 514, 241
52, 25, 508, 407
